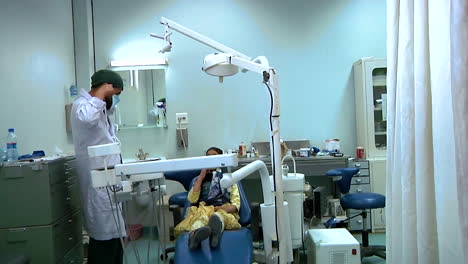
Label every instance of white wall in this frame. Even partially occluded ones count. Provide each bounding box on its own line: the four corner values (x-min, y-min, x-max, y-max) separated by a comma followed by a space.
91, 0, 386, 159
0, 0, 76, 156
0, 0, 386, 159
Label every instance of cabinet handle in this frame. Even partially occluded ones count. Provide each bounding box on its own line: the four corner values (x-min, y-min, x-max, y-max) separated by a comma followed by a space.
356, 179, 362, 183
68, 219, 73, 223
358, 220, 362, 223
66, 197, 71, 201
354, 163, 361, 168
357, 189, 362, 192
68, 237, 73, 241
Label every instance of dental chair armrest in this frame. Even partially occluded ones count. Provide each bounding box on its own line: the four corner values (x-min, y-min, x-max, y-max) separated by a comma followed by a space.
170, 204, 183, 226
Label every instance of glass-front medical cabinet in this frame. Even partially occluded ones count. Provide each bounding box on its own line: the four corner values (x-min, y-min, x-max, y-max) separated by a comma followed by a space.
353, 57, 387, 231
353, 58, 387, 158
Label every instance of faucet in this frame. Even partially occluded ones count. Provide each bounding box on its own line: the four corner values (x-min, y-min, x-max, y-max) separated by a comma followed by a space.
281, 154, 297, 177
135, 148, 149, 160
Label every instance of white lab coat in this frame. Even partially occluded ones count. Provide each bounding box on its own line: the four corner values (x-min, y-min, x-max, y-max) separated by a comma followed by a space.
71, 89, 126, 240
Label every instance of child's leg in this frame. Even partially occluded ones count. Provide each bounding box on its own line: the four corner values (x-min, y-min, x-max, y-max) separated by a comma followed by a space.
189, 215, 209, 231
187, 215, 211, 250
215, 210, 241, 230
208, 212, 224, 248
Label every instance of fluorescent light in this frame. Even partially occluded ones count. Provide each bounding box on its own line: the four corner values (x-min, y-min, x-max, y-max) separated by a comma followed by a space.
110, 58, 167, 67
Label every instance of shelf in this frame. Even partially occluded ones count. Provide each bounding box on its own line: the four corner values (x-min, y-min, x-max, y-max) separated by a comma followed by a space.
373, 76, 386, 86
118, 125, 166, 130
375, 131, 386, 135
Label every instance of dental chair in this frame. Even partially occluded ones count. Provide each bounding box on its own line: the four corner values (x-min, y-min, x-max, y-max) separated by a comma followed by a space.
165, 170, 202, 226
174, 178, 252, 264
162, 169, 202, 260
326, 168, 386, 260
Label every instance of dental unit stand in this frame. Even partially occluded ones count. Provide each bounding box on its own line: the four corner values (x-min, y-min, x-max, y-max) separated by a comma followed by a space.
89, 143, 294, 264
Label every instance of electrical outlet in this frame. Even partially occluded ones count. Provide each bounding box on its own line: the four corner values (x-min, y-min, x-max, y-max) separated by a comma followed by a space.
176, 113, 188, 125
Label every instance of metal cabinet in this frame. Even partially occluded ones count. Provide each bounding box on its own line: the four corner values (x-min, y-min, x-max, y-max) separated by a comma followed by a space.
0, 157, 83, 264
347, 160, 372, 231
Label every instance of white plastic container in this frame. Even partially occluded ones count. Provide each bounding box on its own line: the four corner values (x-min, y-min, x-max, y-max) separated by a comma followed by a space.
299, 148, 310, 157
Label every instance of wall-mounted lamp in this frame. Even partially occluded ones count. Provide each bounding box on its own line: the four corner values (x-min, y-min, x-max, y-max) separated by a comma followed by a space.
110, 58, 167, 67
109, 58, 168, 89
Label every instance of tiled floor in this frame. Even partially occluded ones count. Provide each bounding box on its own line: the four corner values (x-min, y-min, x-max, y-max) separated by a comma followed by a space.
125, 228, 174, 264
122, 228, 386, 264
353, 232, 386, 264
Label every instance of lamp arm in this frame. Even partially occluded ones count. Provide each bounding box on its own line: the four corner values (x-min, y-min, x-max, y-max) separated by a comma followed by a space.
160, 17, 251, 60
229, 56, 271, 74
220, 160, 275, 205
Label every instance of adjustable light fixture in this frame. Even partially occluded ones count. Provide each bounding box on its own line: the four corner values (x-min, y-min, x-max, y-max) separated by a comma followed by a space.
110, 58, 167, 67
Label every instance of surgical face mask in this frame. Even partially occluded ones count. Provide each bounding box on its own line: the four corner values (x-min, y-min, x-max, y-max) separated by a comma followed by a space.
112, 95, 120, 108
105, 95, 120, 111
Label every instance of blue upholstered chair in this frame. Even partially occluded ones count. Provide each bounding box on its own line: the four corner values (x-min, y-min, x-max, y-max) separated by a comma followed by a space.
327, 168, 386, 260
174, 178, 253, 264
162, 169, 202, 260
165, 169, 202, 209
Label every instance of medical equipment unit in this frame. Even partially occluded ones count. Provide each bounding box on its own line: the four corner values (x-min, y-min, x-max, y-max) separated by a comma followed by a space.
88, 142, 295, 263
305, 228, 361, 264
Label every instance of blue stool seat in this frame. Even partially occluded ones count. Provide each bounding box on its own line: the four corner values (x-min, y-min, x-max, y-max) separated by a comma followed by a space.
169, 192, 189, 207
174, 228, 253, 264
340, 192, 386, 210
326, 167, 386, 260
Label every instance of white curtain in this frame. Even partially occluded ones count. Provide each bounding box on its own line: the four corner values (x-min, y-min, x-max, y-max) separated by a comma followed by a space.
386, 0, 468, 264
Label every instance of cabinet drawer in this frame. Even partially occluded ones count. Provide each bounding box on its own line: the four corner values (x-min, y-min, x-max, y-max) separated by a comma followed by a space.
348, 211, 372, 231
51, 182, 81, 221
349, 184, 371, 194
351, 177, 370, 185
0, 167, 50, 228
60, 242, 83, 264
0, 158, 78, 228
349, 161, 369, 169
64, 159, 77, 170
53, 211, 82, 261
0, 210, 82, 264
355, 169, 369, 176
64, 168, 78, 186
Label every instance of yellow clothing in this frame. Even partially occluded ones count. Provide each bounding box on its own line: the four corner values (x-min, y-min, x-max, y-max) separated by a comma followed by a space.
174, 184, 241, 237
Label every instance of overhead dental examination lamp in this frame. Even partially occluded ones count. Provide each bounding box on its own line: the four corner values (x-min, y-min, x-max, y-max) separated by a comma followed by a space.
150, 17, 291, 263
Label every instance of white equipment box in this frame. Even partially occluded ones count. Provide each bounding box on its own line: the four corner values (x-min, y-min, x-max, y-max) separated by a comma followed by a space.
305, 228, 361, 264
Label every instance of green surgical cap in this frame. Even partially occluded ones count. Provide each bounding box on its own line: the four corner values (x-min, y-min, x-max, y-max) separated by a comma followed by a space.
91, 69, 124, 90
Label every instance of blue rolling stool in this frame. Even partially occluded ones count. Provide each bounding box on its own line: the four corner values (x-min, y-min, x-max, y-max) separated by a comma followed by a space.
327, 168, 386, 260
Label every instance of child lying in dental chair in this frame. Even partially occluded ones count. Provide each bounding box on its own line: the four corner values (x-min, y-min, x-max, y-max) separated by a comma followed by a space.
174, 147, 241, 250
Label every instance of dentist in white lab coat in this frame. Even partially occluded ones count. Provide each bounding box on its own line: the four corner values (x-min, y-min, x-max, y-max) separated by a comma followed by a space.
71, 69, 125, 264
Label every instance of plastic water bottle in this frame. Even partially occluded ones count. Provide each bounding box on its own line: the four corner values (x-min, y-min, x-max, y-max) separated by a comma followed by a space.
6, 128, 18, 162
